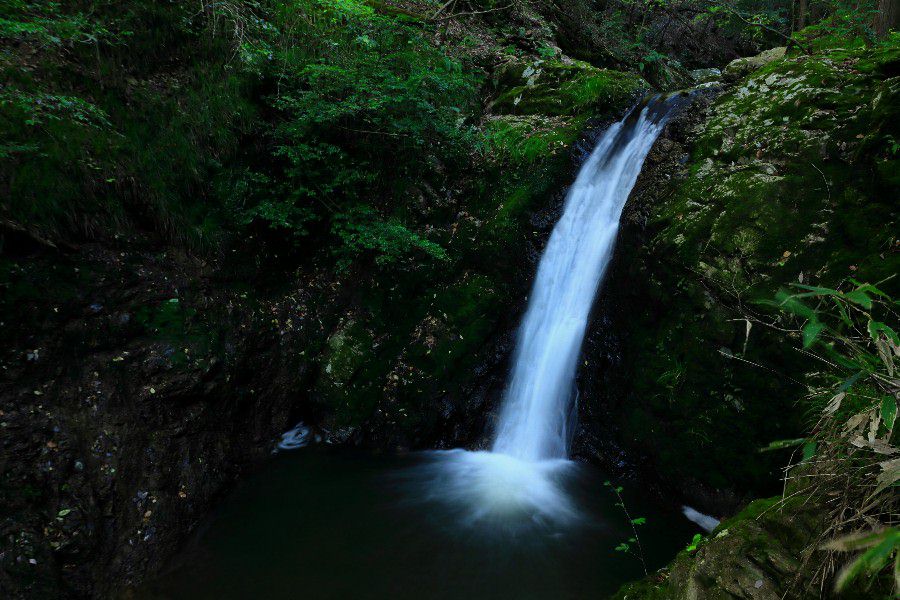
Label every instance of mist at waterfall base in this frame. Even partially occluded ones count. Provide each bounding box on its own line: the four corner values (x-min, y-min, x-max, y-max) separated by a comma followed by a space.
140, 96, 704, 599
141, 449, 699, 599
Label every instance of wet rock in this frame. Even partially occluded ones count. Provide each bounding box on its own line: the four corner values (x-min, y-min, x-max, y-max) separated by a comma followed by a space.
723, 46, 786, 82
690, 67, 722, 84
613, 498, 825, 599
581, 41, 900, 497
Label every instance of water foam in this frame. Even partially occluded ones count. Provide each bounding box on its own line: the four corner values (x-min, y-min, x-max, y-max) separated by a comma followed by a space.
395, 450, 580, 531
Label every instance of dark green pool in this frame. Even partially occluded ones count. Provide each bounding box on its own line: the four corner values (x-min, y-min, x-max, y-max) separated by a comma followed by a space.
138, 448, 700, 600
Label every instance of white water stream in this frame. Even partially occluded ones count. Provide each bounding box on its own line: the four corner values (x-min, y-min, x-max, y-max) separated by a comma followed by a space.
492, 95, 681, 462
413, 95, 686, 524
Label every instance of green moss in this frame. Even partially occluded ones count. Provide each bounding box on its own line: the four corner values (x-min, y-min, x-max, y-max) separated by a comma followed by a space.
722, 46, 786, 81
325, 322, 372, 384
404, 273, 504, 379
485, 177, 552, 246
854, 32, 900, 74
0, 2, 260, 246
482, 114, 583, 164
490, 59, 645, 117
716, 497, 784, 531
611, 36, 900, 492
314, 320, 380, 424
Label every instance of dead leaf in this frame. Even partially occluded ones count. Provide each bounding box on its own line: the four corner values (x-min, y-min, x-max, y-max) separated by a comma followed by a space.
825, 392, 845, 414
844, 411, 871, 434
875, 458, 900, 494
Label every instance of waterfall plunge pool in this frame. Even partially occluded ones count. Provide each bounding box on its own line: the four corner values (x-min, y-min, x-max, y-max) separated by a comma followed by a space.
137, 447, 702, 599
138, 96, 701, 599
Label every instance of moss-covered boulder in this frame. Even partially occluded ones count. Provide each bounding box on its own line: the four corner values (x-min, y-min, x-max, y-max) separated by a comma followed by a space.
489, 58, 646, 117
595, 40, 900, 494
314, 319, 378, 423
722, 46, 786, 81
612, 498, 824, 599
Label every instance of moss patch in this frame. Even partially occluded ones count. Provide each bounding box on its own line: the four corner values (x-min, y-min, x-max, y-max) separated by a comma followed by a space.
606, 39, 900, 492
490, 59, 646, 117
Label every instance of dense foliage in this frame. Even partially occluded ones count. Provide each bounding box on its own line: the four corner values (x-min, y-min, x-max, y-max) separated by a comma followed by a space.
1, 0, 480, 267
227, 0, 479, 264
762, 281, 898, 595
2, 0, 880, 262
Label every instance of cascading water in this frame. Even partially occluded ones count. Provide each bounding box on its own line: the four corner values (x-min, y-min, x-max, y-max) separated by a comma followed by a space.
492, 95, 682, 462
406, 95, 687, 525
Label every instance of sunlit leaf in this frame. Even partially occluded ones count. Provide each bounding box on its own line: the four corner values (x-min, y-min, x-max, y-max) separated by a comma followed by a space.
760, 438, 805, 452
869, 320, 900, 345
881, 397, 897, 431
844, 289, 873, 309
802, 441, 817, 461
803, 319, 826, 348
833, 529, 900, 592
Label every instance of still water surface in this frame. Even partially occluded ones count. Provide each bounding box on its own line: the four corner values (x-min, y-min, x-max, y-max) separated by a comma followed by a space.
140, 448, 700, 600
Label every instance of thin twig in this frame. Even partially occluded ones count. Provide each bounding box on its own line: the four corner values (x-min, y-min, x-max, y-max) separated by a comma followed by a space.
430, 3, 515, 22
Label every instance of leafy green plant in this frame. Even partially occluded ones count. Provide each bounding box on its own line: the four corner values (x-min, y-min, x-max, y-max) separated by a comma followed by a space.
604, 480, 649, 575
331, 206, 449, 270
0, 0, 259, 246
825, 528, 900, 593
0, 90, 110, 128
685, 532, 704, 553
218, 0, 478, 265
0, 0, 480, 261
757, 280, 899, 595
791, 1, 881, 51
0, 0, 114, 47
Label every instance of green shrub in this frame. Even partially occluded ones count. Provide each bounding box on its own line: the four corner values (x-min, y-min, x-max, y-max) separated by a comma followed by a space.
228, 0, 478, 265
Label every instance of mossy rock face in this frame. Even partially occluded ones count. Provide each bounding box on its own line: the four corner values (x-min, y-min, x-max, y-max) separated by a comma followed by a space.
690, 67, 722, 84
489, 58, 646, 117
597, 41, 900, 494
482, 114, 584, 163
611, 497, 824, 600
722, 46, 786, 81
667, 46, 899, 290
322, 320, 372, 385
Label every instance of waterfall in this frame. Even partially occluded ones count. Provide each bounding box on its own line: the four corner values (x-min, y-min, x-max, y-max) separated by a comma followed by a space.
395, 95, 686, 527
492, 95, 683, 462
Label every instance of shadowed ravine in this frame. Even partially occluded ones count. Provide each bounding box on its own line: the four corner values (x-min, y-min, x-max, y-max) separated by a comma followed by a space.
138, 96, 704, 599
5, 4, 898, 597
